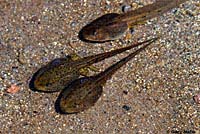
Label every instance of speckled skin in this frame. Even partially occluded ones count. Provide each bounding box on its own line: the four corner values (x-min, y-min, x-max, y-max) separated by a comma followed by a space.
81, 0, 188, 42
59, 38, 158, 114
33, 57, 80, 92
33, 39, 155, 92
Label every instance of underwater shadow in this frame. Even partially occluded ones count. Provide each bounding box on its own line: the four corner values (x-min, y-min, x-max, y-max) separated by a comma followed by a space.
29, 67, 58, 93
54, 90, 66, 114
29, 68, 44, 92
54, 82, 80, 115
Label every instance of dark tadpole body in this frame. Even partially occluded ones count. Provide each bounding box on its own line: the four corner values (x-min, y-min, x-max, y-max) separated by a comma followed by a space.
59, 37, 158, 114
32, 39, 155, 92
80, 0, 188, 42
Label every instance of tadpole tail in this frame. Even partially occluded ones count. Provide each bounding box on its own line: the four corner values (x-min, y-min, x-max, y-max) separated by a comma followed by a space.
76, 38, 157, 68
94, 37, 159, 84
115, 0, 189, 25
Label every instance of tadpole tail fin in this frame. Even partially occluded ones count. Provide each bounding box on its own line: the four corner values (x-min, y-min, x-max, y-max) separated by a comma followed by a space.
115, 0, 189, 26
94, 37, 159, 83
77, 38, 158, 68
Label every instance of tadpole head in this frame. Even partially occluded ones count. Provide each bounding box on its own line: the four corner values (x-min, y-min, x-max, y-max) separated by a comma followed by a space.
79, 21, 128, 43
79, 25, 110, 43
29, 66, 54, 93
58, 77, 103, 114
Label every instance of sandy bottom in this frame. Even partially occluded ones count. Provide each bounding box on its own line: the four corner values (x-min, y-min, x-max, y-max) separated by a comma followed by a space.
0, 0, 199, 133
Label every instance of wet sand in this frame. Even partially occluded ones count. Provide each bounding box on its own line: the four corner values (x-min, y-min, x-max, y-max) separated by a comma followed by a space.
0, 0, 199, 133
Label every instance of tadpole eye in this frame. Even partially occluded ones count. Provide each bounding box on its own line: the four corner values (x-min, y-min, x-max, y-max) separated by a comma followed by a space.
92, 30, 97, 36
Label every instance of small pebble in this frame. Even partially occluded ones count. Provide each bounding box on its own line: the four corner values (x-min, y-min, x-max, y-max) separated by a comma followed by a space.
122, 105, 131, 111
70, 22, 77, 27
7, 84, 20, 94
193, 94, 200, 104
121, 5, 131, 13
123, 90, 128, 95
